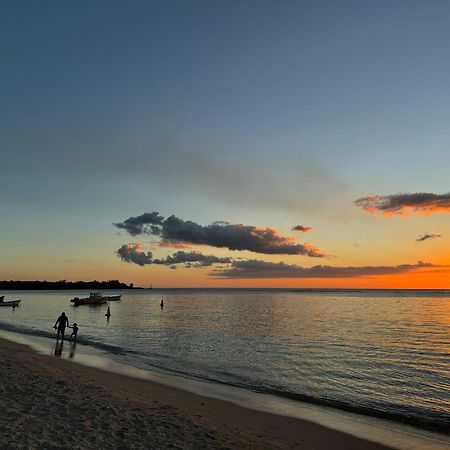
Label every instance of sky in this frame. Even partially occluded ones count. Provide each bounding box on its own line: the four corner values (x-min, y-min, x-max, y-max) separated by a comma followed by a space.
1, 0, 450, 288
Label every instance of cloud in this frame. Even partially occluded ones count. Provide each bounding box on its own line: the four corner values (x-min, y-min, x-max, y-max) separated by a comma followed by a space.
116, 246, 231, 268
292, 224, 312, 233
116, 244, 153, 266
159, 240, 193, 249
416, 233, 442, 242
117, 244, 447, 281
114, 212, 325, 257
114, 212, 164, 236
355, 192, 450, 216
153, 251, 232, 267
211, 260, 440, 279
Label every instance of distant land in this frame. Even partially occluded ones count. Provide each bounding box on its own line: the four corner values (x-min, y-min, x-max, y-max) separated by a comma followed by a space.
0, 280, 138, 290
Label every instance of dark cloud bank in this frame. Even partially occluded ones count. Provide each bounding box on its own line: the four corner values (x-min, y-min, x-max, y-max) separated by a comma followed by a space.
212, 260, 439, 279
117, 244, 231, 268
117, 244, 442, 280
355, 192, 450, 216
115, 212, 446, 280
114, 212, 324, 257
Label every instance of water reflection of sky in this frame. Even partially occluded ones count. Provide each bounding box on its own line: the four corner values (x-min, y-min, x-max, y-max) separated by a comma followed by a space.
0, 289, 449, 431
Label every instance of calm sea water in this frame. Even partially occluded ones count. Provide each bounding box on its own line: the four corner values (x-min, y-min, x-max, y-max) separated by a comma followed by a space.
1, 289, 449, 433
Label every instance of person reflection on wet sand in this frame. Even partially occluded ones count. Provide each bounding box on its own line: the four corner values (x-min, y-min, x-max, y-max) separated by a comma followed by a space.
69, 342, 77, 359
54, 341, 63, 357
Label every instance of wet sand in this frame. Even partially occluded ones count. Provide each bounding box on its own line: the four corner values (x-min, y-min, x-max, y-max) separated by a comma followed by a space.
0, 337, 394, 450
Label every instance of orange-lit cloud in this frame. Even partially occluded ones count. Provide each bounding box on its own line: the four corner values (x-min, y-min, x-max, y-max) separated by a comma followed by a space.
292, 224, 313, 232
355, 192, 450, 216
211, 259, 447, 279
159, 240, 193, 249
114, 212, 325, 257
117, 244, 152, 266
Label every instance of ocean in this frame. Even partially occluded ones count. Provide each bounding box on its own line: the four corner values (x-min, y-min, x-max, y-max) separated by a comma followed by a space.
1, 288, 449, 440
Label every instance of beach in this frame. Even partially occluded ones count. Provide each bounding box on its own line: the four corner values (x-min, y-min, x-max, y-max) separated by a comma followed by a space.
0, 337, 394, 450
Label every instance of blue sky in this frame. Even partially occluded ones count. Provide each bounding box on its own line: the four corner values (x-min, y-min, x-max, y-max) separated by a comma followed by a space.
1, 1, 449, 286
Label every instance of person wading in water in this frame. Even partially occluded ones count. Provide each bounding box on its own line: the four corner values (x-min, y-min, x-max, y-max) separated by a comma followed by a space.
53, 312, 69, 342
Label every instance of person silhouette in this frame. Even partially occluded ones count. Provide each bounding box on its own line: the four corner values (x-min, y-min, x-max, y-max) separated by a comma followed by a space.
53, 312, 69, 341
160, 299, 164, 309
68, 322, 79, 341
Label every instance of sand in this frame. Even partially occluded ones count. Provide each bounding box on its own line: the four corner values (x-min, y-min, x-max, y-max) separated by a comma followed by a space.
0, 337, 394, 450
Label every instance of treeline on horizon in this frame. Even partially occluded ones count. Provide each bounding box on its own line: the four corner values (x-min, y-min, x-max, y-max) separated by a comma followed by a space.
0, 280, 136, 290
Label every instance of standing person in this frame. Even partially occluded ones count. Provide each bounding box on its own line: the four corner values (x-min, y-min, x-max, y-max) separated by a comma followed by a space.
53, 312, 69, 341
68, 322, 79, 341
160, 299, 164, 309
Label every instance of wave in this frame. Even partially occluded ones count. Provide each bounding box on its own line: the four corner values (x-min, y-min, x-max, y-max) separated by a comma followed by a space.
175, 372, 450, 434
257, 387, 450, 434
0, 321, 143, 358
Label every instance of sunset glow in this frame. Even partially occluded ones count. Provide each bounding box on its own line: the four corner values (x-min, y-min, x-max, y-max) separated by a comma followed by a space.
3, 5, 450, 450
1, 2, 449, 289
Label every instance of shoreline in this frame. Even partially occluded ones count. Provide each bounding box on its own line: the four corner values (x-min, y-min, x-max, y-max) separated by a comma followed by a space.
1, 330, 449, 449
0, 336, 397, 450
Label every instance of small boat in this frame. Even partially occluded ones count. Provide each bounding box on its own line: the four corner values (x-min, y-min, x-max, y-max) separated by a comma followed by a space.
103, 294, 122, 301
70, 292, 107, 306
0, 296, 21, 307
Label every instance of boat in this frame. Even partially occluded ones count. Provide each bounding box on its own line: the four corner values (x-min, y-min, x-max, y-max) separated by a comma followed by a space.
103, 294, 122, 301
70, 292, 108, 306
0, 296, 21, 307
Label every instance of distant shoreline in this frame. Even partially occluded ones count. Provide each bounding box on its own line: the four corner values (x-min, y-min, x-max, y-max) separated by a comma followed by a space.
1, 283, 449, 292
0, 280, 139, 290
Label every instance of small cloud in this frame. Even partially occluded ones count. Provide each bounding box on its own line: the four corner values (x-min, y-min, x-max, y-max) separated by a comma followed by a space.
348, 242, 365, 248
116, 244, 152, 266
292, 224, 312, 233
355, 192, 450, 216
416, 233, 442, 242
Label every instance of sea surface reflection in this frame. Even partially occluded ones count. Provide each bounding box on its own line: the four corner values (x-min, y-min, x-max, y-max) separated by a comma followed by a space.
0, 289, 449, 432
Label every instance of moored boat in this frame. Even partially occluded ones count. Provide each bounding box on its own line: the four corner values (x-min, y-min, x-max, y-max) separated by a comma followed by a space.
103, 294, 122, 301
70, 292, 107, 306
0, 296, 21, 307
